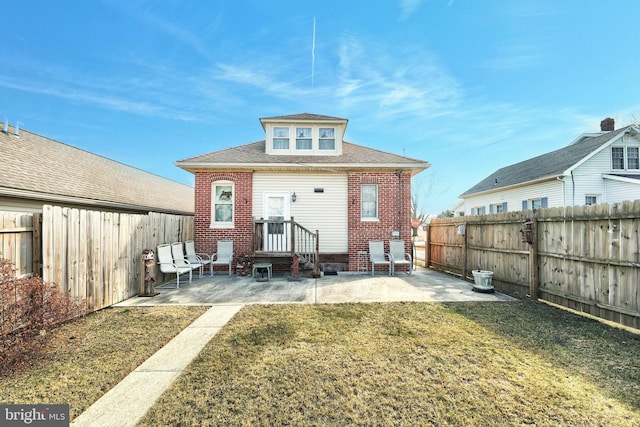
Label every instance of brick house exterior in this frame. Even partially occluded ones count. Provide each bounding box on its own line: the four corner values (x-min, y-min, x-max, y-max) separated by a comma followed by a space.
178, 113, 429, 273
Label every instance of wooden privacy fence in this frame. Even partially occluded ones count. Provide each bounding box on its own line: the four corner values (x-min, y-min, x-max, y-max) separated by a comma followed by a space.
41, 205, 194, 311
0, 211, 41, 277
426, 200, 640, 329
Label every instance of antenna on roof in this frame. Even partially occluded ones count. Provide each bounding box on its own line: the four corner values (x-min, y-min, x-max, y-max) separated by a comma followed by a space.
311, 17, 316, 87
14, 121, 22, 137
2, 117, 7, 133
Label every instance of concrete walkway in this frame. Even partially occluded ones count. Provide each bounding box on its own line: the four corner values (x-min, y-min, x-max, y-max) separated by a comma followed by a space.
72, 268, 513, 426
70, 304, 244, 427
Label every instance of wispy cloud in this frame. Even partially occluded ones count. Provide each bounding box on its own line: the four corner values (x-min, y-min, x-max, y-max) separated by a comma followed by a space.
398, 0, 424, 20
333, 35, 462, 120
482, 42, 542, 72
103, 0, 218, 60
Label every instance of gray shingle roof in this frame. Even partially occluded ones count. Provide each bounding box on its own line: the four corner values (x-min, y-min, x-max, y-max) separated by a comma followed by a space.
460, 127, 630, 197
176, 140, 429, 174
260, 113, 347, 122
0, 124, 194, 214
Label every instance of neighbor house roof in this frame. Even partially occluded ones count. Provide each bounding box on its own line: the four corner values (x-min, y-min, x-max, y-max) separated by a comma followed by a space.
460, 126, 635, 197
176, 140, 430, 175
0, 123, 194, 214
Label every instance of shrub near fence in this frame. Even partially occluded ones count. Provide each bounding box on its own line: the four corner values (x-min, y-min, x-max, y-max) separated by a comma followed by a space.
41, 205, 194, 311
426, 200, 640, 329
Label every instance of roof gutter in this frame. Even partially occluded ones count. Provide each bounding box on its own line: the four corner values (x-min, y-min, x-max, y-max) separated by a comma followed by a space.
176, 161, 430, 175
601, 174, 640, 184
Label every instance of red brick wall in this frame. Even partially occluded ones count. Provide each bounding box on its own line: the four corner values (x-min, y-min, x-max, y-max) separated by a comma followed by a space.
194, 172, 253, 268
347, 172, 413, 272
193, 170, 412, 274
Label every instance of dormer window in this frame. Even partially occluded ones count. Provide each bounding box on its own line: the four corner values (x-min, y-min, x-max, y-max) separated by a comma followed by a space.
262, 114, 346, 156
296, 127, 312, 149
273, 127, 289, 149
319, 128, 335, 150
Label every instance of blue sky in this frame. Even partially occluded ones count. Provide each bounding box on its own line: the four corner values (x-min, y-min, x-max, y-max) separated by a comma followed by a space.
2, 0, 640, 215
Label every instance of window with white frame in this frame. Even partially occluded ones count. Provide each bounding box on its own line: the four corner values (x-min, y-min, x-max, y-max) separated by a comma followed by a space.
490, 202, 507, 213
471, 206, 486, 215
319, 128, 335, 150
628, 147, 639, 169
361, 184, 378, 219
612, 147, 625, 169
296, 127, 312, 149
522, 197, 548, 211
611, 146, 639, 170
273, 127, 289, 149
585, 195, 598, 205
211, 181, 234, 228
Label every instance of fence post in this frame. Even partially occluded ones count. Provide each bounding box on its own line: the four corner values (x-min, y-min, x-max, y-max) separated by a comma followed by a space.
529, 218, 539, 300
425, 224, 430, 268
461, 222, 468, 280
33, 213, 43, 277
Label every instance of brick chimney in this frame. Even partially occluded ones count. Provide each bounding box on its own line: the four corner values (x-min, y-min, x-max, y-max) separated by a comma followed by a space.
600, 117, 615, 132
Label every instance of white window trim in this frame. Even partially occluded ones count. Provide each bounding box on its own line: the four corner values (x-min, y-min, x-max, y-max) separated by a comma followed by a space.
210, 181, 234, 229
361, 184, 379, 221
612, 146, 625, 170
611, 145, 639, 170
267, 125, 338, 154
627, 146, 639, 170
585, 195, 598, 205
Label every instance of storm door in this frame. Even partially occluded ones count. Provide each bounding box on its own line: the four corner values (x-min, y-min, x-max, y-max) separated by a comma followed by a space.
263, 192, 291, 251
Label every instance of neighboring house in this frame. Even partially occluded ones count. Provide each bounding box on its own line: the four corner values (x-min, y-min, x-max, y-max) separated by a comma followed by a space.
0, 122, 194, 215
458, 118, 640, 215
176, 113, 429, 273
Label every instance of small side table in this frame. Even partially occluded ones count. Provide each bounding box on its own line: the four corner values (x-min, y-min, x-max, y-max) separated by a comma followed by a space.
252, 262, 273, 281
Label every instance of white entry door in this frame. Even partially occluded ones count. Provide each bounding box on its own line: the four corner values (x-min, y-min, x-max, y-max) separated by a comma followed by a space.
263, 192, 291, 251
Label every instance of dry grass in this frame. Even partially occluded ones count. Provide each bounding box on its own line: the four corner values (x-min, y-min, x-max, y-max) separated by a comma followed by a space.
0, 305, 208, 420
2, 299, 639, 426
141, 301, 640, 426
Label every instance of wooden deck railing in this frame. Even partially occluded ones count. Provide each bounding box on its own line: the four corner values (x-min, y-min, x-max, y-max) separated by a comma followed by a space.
252, 217, 319, 275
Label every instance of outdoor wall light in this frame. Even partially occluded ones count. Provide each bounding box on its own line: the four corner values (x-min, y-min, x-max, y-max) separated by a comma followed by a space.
291, 192, 297, 202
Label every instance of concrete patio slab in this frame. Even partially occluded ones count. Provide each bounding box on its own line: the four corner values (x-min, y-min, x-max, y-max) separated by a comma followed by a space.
114, 267, 514, 307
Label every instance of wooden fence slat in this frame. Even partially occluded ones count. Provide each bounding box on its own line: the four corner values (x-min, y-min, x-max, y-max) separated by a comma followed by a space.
28, 206, 193, 312
429, 201, 640, 329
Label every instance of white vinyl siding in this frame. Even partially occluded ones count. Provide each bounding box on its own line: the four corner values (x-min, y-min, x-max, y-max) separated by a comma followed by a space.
460, 131, 640, 215
461, 179, 562, 215
604, 178, 640, 204
253, 172, 348, 253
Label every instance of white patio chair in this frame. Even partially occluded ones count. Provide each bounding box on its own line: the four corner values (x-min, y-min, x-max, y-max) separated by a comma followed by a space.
156, 243, 193, 288
389, 240, 412, 275
171, 242, 201, 278
212, 240, 234, 275
369, 240, 392, 276
185, 240, 213, 277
